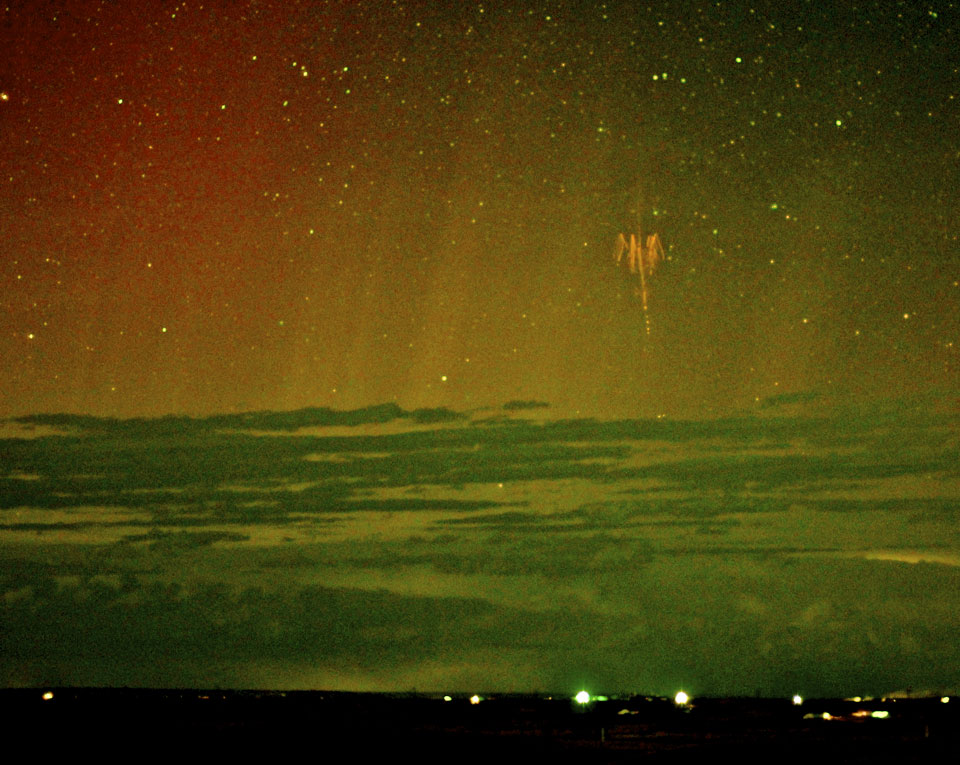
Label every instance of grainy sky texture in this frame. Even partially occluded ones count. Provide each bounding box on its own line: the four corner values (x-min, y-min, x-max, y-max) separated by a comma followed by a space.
3, 0, 956, 417
1, 1, 958, 695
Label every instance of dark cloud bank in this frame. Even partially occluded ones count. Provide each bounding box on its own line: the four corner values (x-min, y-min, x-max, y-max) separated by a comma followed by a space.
1, 398, 958, 695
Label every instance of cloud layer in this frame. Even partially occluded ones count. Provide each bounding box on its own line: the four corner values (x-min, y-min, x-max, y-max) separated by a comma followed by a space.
2, 398, 957, 695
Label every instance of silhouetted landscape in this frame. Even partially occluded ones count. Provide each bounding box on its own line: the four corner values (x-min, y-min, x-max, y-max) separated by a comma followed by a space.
6, 688, 958, 760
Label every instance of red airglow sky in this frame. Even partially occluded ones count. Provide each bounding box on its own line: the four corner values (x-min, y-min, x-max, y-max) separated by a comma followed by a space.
2, 1, 957, 418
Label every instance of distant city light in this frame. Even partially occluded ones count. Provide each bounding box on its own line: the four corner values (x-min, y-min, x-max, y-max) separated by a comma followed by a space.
675, 691, 689, 705
469, 695, 481, 705
575, 690, 591, 705
870, 710, 890, 719
41, 691, 54, 701
443, 695, 452, 702
942, 696, 950, 704
792, 694, 803, 706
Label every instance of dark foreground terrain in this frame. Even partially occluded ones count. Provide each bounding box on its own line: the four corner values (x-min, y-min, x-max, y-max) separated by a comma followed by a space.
5, 688, 958, 761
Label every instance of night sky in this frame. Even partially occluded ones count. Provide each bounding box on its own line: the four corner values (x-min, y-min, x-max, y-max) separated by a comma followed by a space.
1, 1, 958, 696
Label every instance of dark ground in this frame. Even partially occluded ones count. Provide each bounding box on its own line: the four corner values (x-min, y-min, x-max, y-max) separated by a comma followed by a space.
5, 688, 958, 761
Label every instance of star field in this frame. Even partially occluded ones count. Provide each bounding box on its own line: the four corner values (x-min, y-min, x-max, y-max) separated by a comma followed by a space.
1, 0, 957, 417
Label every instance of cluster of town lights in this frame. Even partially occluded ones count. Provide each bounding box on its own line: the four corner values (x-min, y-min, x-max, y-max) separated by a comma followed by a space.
41, 688, 954, 719
574, 690, 689, 706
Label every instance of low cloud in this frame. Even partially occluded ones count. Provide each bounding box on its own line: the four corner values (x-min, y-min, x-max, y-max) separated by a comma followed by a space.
1, 397, 957, 694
